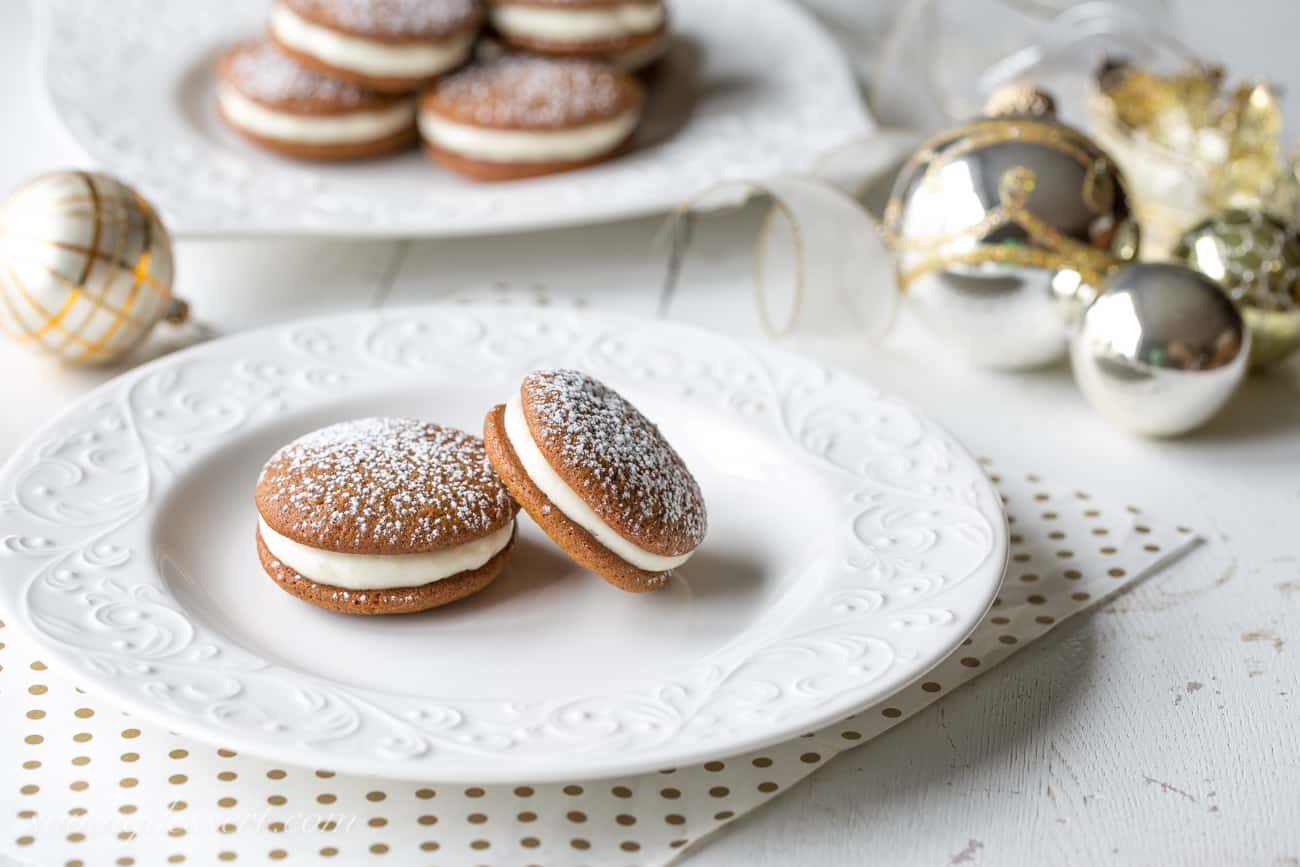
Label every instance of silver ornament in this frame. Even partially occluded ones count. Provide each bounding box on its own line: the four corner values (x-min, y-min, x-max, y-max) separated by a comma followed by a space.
0, 171, 183, 366
1070, 262, 1249, 436
884, 106, 1140, 370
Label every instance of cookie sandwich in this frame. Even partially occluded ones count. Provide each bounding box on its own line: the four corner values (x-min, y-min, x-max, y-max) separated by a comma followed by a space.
488, 0, 669, 70
483, 369, 706, 592
418, 55, 643, 180
255, 417, 518, 614
218, 39, 418, 160
268, 0, 483, 92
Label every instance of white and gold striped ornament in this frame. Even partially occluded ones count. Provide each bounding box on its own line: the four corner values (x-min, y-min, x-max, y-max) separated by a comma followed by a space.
0, 171, 186, 365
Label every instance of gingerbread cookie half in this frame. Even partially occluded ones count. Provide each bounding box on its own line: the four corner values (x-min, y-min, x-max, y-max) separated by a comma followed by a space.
418, 55, 643, 180
269, 0, 483, 93
255, 417, 518, 615
217, 39, 418, 160
483, 369, 706, 592
488, 0, 668, 70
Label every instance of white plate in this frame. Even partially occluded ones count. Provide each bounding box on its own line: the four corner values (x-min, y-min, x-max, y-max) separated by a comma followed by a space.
0, 307, 1006, 782
32, 0, 871, 239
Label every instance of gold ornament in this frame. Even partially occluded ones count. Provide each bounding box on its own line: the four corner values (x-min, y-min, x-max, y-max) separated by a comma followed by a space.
883, 112, 1139, 369
1173, 208, 1300, 369
0, 171, 185, 366
1089, 58, 1287, 255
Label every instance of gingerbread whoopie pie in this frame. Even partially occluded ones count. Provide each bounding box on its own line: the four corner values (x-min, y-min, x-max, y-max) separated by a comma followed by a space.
483, 369, 706, 592
268, 0, 483, 93
255, 417, 518, 615
418, 55, 643, 180
217, 39, 418, 160
488, 0, 668, 70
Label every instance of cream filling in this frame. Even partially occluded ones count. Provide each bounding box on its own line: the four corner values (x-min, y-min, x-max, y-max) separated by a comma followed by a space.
418, 109, 639, 163
270, 2, 476, 78
219, 84, 415, 145
258, 516, 514, 590
490, 2, 664, 41
502, 394, 693, 572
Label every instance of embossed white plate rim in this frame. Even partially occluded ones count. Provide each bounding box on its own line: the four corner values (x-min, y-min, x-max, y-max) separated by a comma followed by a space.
0, 306, 1006, 782
30, 0, 871, 240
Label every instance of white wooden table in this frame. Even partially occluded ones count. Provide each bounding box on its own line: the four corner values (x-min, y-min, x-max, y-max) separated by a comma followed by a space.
2, 2, 1298, 864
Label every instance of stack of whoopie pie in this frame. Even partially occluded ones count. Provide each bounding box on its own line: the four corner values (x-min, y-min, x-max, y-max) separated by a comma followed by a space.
215, 0, 669, 180
255, 370, 707, 615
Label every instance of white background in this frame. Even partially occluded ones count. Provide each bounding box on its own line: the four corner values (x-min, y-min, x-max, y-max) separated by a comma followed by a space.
2, 1, 1299, 864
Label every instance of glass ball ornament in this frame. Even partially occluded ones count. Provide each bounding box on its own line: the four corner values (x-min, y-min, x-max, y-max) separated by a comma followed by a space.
884, 87, 1140, 370
0, 171, 184, 366
1173, 208, 1300, 369
1070, 262, 1249, 437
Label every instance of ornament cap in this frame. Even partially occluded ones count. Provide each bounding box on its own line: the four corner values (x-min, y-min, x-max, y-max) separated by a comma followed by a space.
163, 297, 191, 326
984, 83, 1057, 119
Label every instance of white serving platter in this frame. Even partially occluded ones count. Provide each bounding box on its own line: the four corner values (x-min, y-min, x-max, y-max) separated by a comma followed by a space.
33, 0, 871, 238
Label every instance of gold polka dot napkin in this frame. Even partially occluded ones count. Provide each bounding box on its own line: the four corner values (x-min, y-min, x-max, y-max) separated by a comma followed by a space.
1, 463, 1197, 867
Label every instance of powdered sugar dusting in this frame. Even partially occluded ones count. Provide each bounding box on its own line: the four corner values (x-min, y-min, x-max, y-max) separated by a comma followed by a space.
285, 0, 480, 37
433, 56, 633, 127
523, 370, 706, 552
258, 417, 515, 553
228, 40, 373, 106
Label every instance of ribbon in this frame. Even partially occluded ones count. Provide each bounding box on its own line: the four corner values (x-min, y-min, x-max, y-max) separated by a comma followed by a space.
657, 132, 919, 340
